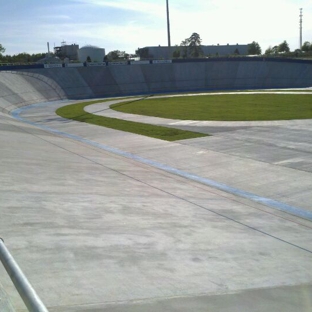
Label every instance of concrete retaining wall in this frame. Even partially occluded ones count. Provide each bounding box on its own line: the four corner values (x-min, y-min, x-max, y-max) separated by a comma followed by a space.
0, 71, 66, 114
1, 59, 312, 113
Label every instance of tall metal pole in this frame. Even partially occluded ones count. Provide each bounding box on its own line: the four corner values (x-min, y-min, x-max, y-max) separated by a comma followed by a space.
299, 8, 303, 49
166, 0, 171, 47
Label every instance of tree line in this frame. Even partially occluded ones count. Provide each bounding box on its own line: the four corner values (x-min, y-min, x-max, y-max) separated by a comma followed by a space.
136, 33, 312, 59
0, 44, 46, 63
1, 37, 312, 63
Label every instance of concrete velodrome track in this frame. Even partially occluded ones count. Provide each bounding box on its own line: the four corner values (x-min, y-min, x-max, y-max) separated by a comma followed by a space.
0, 65, 312, 311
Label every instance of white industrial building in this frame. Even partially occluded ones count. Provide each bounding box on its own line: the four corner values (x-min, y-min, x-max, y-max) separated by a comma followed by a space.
78, 45, 105, 63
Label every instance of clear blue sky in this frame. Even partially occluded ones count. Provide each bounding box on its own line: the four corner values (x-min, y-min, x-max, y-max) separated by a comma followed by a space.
1, 0, 311, 55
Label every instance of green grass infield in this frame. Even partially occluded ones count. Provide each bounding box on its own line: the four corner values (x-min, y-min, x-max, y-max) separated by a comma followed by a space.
56, 100, 207, 141
111, 94, 312, 121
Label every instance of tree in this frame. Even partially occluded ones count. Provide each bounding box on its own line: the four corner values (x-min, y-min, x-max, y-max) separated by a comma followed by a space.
278, 40, 290, 53
180, 39, 189, 58
265, 46, 273, 55
293, 49, 303, 57
135, 48, 150, 59
105, 50, 129, 61
187, 33, 203, 58
172, 45, 181, 58
86, 56, 91, 62
247, 41, 262, 55
301, 41, 311, 52
0, 44, 5, 55
272, 46, 279, 54
179, 33, 203, 58
265, 41, 291, 55
265, 45, 280, 55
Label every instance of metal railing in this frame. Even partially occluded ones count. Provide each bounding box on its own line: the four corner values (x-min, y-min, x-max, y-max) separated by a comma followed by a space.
0, 238, 49, 312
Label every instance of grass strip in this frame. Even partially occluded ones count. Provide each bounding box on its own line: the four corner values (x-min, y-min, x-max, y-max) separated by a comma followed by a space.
56, 99, 207, 141
111, 94, 312, 121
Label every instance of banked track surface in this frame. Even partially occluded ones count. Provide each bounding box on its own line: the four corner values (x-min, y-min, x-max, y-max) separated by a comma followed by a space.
0, 67, 312, 311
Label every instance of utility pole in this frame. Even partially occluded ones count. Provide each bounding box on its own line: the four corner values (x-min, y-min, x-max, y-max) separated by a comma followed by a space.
299, 8, 303, 49
166, 0, 171, 47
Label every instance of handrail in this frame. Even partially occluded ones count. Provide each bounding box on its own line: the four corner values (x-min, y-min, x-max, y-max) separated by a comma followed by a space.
0, 238, 49, 312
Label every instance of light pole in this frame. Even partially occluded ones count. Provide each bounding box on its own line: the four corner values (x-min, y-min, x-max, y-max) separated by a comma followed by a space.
299, 8, 303, 49
166, 0, 171, 47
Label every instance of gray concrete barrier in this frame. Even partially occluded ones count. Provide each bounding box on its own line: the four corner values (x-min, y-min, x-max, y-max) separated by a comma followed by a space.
1, 59, 312, 113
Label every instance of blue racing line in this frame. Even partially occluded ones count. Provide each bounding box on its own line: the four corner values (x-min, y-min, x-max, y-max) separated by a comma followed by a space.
12, 103, 312, 222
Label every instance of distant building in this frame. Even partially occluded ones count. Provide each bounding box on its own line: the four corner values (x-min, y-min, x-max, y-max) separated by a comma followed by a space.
54, 43, 79, 61
137, 44, 249, 59
37, 55, 62, 64
78, 45, 105, 63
